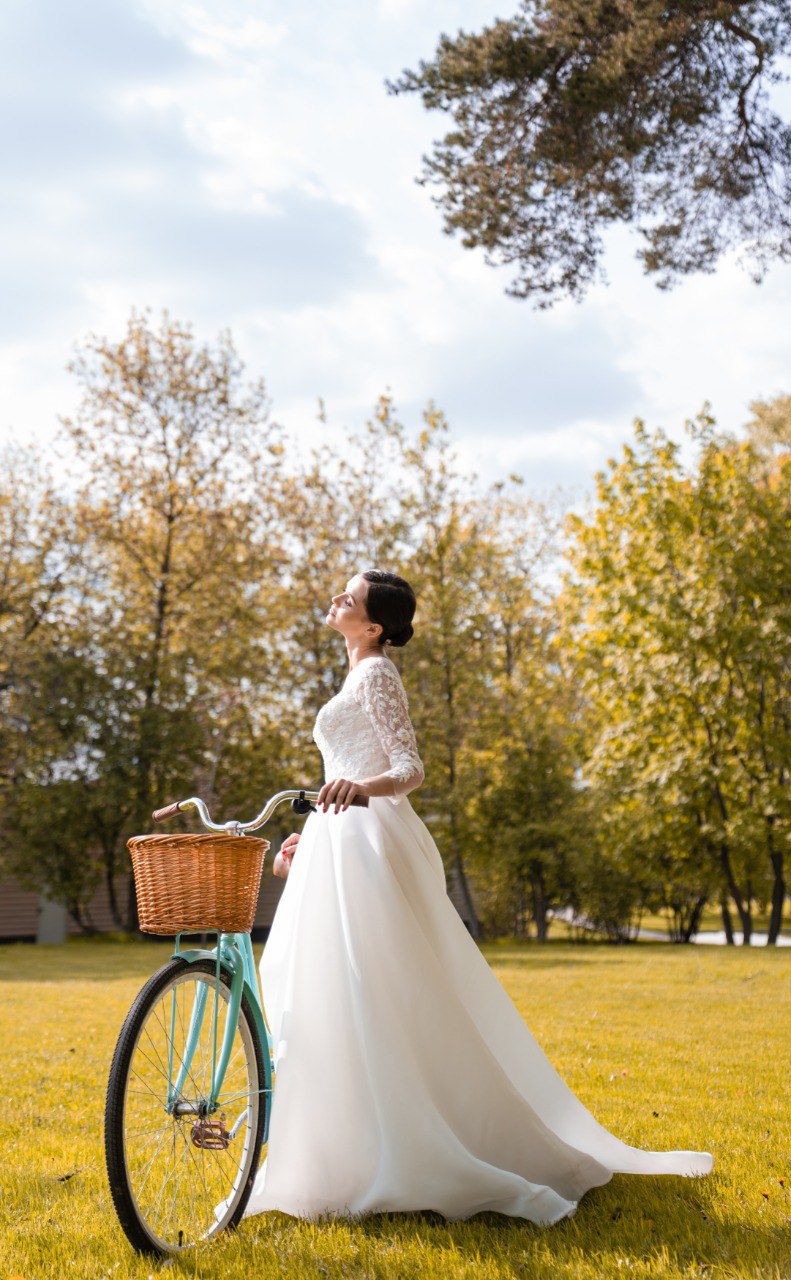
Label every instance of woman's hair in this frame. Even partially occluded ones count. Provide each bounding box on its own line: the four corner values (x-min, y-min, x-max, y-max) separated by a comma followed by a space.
361, 569, 416, 648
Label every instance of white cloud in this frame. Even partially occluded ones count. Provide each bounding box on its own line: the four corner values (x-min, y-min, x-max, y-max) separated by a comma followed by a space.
2, 0, 790, 496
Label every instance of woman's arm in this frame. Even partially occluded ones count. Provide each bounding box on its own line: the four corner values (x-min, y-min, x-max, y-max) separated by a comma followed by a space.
272, 831, 300, 877
351, 661, 425, 806
316, 772, 406, 809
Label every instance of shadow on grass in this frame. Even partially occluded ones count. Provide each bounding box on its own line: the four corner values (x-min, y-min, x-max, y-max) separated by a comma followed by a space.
485, 954, 625, 971
0, 937, 175, 983
258, 1171, 781, 1277
483, 942, 628, 971
26, 1165, 786, 1280
1, 936, 639, 984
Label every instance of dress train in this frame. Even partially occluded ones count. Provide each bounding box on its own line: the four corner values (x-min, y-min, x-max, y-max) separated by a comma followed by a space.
225, 795, 713, 1226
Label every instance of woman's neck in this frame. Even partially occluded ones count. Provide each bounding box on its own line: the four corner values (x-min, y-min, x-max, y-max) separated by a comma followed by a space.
347, 640, 388, 670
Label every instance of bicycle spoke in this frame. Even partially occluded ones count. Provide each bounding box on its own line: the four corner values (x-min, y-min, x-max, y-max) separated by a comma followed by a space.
125, 1121, 174, 1144
148, 1132, 187, 1235
132, 1118, 181, 1203
142, 1020, 171, 1082
127, 1072, 168, 1108
158, 1131, 194, 1242
111, 961, 264, 1254
220, 1086, 270, 1104
150, 998, 206, 1101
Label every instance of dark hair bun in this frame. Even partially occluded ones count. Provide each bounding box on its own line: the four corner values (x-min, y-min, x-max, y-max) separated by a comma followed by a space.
361, 568, 416, 650
386, 622, 414, 648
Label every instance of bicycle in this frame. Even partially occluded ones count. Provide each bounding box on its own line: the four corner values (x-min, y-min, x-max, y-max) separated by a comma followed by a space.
104, 786, 369, 1256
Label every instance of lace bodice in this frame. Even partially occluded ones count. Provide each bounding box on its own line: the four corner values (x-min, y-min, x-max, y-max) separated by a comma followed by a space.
312, 655, 425, 805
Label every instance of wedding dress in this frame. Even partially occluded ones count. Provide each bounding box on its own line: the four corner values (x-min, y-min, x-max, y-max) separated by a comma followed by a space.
235, 653, 714, 1225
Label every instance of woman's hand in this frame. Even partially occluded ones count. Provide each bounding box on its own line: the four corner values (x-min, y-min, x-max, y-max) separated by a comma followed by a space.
273, 831, 300, 879
317, 778, 369, 813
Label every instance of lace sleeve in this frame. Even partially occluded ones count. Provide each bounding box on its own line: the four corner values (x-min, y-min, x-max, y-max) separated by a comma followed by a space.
351, 662, 425, 806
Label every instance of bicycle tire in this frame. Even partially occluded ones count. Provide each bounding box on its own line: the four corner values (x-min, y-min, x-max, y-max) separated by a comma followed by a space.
104, 956, 267, 1256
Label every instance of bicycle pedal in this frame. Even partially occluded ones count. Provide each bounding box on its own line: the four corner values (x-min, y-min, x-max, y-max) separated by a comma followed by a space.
190, 1115, 231, 1151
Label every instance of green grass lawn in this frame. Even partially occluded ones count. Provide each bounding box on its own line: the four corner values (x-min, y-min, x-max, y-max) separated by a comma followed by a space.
2, 938, 788, 1280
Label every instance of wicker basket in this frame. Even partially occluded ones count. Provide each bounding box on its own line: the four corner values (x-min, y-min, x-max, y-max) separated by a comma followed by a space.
127, 832, 271, 936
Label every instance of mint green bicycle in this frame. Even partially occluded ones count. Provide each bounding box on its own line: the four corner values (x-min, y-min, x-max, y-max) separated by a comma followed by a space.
104, 786, 368, 1256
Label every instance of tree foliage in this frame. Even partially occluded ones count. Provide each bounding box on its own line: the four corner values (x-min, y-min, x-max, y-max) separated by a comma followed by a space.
560, 405, 790, 943
387, 1, 791, 306
1, 307, 788, 946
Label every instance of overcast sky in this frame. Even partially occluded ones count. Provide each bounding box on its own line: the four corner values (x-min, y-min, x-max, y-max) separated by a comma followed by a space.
3, 0, 791, 495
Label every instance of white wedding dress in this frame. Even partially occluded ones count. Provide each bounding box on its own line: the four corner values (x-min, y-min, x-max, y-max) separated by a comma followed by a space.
236, 653, 714, 1225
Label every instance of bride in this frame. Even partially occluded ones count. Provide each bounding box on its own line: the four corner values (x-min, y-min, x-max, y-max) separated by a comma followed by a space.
241, 568, 714, 1225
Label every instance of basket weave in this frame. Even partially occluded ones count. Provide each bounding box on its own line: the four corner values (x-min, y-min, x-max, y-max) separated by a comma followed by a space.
127, 832, 271, 936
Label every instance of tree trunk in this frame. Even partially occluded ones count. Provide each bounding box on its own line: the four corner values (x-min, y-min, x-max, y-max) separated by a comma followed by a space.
742, 879, 753, 947
453, 851, 482, 940
720, 892, 735, 945
68, 904, 97, 936
719, 841, 751, 943
512, 880, 526, 940
530, 865, 548, 943
440, 616, 481, 941
680, 893, 708, 942
767, 819, 785, 945
127, 511, 176, 932
125, 869, 139, 935
710, 779, 752, 943
104, 850, 125, 931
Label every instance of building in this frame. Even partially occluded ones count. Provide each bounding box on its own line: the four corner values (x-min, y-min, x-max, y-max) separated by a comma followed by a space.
0, 854, 482, 943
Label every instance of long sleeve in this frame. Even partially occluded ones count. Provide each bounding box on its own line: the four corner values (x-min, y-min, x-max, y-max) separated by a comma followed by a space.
351, 661, 425, 806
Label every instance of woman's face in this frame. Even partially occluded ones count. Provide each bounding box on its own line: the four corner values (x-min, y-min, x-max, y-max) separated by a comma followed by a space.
326, 574, 382, 645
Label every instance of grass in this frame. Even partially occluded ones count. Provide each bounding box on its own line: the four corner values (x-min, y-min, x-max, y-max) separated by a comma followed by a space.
1, 937, 789, 1280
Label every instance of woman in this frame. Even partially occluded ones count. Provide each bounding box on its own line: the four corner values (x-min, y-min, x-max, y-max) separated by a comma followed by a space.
242, 568, 714, 1225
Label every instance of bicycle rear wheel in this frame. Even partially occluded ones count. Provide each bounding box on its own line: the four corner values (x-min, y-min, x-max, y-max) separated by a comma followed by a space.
104, 957, 267, 1255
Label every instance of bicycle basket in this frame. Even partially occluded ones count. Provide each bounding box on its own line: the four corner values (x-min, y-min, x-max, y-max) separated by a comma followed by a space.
127, 833, 271, 935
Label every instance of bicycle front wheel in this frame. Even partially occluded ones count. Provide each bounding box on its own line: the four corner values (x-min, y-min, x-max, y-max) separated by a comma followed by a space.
104, 957, 267, 1256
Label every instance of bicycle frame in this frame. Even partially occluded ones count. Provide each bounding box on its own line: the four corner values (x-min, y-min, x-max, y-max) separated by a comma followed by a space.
165, 931, 273, 1135
150, 787, 329, 1142
106, 784, 374, 1255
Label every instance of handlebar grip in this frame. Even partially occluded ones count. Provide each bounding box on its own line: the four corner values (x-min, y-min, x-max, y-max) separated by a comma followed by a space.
350, 793, 369, 807
152, 801, 183, 823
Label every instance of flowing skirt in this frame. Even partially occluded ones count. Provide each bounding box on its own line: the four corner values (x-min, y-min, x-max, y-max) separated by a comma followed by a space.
236, 795, 713, 1225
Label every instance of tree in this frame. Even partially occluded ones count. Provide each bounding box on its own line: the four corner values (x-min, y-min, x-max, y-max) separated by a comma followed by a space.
471, 718, 582, 941
383, 405, 491, 937
256, 393, 413, 733
0, 444, 77, 788
4, 775, 102, 932
560, 406, 790, 943
55, 307, 286, 928
462, 478, 582, 941
387, 1, 791, 307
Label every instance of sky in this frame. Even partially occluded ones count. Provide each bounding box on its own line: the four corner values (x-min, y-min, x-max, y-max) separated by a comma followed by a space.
2, 0, 791, 497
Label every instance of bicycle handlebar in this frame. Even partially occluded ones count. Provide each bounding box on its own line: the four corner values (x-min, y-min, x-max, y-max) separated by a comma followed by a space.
152, 801, 183, 823
152, 788, 369, 834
